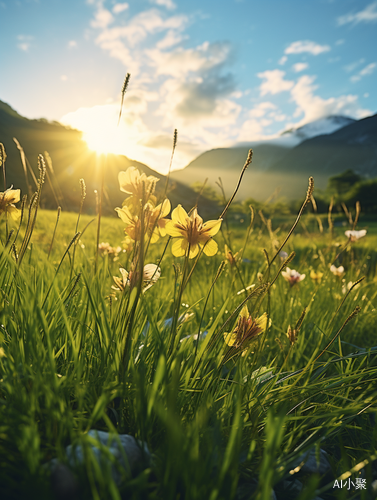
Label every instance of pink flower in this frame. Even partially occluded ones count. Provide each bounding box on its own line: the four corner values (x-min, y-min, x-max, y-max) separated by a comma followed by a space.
281, 267, 305, 286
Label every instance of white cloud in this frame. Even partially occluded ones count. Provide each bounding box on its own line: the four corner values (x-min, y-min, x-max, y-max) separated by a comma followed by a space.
335, 39, 345, 45
278, 56, 287, 65
290, 74, 371, 124
350, 62, 376, 82
292, 62, 308, 73
257, 70, 294, 96
91, 7, 114, 28
285, 40, 330, 56
248, 102, 276, 118
343, 58, 365, 72
68, 40, 77, 48
156, 29, 186, 49
113, 3, 129, 14
150, 0, 176, 9
337, 2, 377, 25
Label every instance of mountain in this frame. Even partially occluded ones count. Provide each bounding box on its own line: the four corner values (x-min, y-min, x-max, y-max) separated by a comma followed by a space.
170, 143, 290, 200
277, 115, 356, 146
0, 100, 217, 217
171, 115, 358, 201
264, 113, 377, 199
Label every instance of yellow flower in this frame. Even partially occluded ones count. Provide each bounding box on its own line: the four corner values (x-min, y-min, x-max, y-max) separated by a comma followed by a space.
118, 167, 159, 201
310, 269, 323, 282
0, 187, 21, 220
115, 198, 171, 243
224, 305, 270, 351
166, 205, 222, 259
112, 264, 161, 292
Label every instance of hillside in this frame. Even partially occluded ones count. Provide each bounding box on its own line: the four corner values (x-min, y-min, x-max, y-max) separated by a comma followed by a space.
265, 113, 377, 199
171, 115, 361, 201
0, 101, 217, 217
171, 143, 290, 200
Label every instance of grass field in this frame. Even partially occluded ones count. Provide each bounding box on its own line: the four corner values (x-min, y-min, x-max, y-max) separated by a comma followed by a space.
0, 165, 377, 500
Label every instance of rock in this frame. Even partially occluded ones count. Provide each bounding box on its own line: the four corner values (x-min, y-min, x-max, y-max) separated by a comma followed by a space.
50, 463, 79, 500
48, 430, 151, 487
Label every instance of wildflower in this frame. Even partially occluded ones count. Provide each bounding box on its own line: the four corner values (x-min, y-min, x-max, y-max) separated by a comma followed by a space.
287, 325, 298, 345
112, 264, 161, 292
224, 304, 270, 352
342, 280, 361, 295
98, 242, 122, 259
345, 229, 367, 242
118, 167, 159, 201
0, 187, 21, 220
122, 236, 134, 253
224, 244, 239, 266
115, 198, 171, 243
310, 270, 323, 282
166, 205, 222, 259
281, 267, 305, 286
330, 265, 345, 277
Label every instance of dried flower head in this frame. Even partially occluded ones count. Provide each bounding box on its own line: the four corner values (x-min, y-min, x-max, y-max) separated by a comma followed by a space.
224, 304, 270, 352
287, 325, 298, 345
224, 244, 239, 266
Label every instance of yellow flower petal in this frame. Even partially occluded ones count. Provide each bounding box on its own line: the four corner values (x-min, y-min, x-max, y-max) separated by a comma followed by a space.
171, 238, 188, 257
239, 305, 249, 320
224, 331, 237, 347
5, 189, 21, 204
202, 219, 222, 237
203, 238, 218, 257
165, 220, 186, 238
171, 204, 189, 224
255, 312, 270, 331
7, 205, 21, 221
115, 207, 133, 224
188, 244, 200, 259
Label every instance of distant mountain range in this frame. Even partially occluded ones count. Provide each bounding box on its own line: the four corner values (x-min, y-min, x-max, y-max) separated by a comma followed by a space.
171, 114, 377, 201
0, 100, 217, 216
1, 99, 376, 209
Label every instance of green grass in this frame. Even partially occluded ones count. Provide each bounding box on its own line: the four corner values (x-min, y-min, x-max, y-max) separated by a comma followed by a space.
0, 192, 377, 500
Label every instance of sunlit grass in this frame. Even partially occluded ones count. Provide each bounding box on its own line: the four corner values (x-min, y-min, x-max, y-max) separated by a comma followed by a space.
0, 156, 376, 500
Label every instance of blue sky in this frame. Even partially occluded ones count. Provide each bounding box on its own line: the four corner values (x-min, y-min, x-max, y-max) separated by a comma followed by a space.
1, 0, 377, 172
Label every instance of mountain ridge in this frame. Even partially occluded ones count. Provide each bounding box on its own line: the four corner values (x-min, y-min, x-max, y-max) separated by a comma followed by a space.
0, 100, 218, 217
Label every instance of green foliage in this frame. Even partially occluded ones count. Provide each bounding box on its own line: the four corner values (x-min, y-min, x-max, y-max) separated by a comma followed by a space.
0, 189, 377, 499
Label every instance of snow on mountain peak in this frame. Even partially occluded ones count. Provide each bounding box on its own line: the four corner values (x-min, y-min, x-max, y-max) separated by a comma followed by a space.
279, 115, 356, 145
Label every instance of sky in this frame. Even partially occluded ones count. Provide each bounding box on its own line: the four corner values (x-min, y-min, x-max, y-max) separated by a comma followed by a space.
1, 0, 377, 173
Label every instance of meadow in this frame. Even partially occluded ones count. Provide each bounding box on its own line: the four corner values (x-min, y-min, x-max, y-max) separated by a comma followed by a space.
0, 152, 377, 500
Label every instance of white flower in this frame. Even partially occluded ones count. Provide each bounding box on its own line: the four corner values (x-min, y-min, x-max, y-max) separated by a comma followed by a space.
345, 229, 367, 242
112, 264, 161, 292
281, 267, 306, 286
330, 265, 345, 277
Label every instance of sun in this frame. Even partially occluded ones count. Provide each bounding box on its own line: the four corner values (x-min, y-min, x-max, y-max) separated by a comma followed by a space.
61, 104, 131, 156
82, 123, 121, 155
